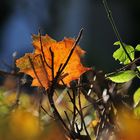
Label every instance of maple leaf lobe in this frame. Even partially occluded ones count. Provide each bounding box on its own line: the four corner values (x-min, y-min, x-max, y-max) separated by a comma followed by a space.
16, 34, 91, 89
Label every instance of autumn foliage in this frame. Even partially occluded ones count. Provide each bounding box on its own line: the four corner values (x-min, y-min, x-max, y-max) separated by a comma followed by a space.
0, 1, 140, 139
16, 33, 90, 89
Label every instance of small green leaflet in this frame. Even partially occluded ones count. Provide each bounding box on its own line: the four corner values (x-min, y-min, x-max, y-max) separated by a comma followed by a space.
136, 66, 140, 79
113, 41, 134, 65
134, 88, 140, 108
134, 106, 140, 118
133, 88, 140, 118
135, 44, 140, 51
106, 70, 136, 83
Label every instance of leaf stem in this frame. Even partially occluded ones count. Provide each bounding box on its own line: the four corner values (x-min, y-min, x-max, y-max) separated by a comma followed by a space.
102, 0, 132, 62
102, 0, 140, 75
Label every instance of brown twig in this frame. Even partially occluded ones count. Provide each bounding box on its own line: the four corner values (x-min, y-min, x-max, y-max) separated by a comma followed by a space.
39, 29, 51, 69
28, 56, 44, 87
106, 56, 140, 77
77, 79, 91, 139
38, 54, 50, 87
47, 58, 73, 138
72, 88, 77, 131
64, 111, 72, 128
67, 89, 91, 140
59, 28, 83, 73
41, 105, 54, 119
49, 47, 55, 80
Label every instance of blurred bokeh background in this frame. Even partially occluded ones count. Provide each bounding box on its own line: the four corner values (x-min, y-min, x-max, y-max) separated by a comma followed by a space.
0, 0, 140, 72
0, 1, 140, 139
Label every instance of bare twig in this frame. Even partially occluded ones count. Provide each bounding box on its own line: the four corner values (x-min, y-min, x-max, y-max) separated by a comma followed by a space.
47, 29, 84, 133
28, 56, 44, 87
38, 88, 44, 119
47, 55, 73, 138
64, 111, 72, 128
77, 79, 91, 139
39, 54, 50, 87
67, 89, 91, 140
49, 47, 55, 80
59, 28, 83, 73
39, 29, 51, 69
15, 78, 21, 105
10, 77, 22, 109
106, 56, 140, 77
72, 88, 77, 131
41, 105, 54, 119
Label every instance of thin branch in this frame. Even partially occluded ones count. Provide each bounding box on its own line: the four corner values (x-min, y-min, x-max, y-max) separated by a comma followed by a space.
47, 29, 86, 139
78, 79, 83, 130
47, 61, 74, 138
72, 88, 76, 131
59, 28, 83, 73
102, 0, 140, 75
67, 90, 88, 132
28, 56, 43, 87
39, 29, 51, 69
49, 47, 55, 80
48, 92, 74, 138
102, 0, 132, 62
75, 122, 81, 136
38, 88, 44, 119
41, 105, 54, 119
39, 55, 49, 77
106, 56, 140, 77
39, 54, 51, 87
10, 77, 22, 109
15, 78, 22, 105
54, 27, 83, 84
12, 52, 18, 73
64, 111, 72, 129
62, 82, 91, 139
77, 79, 90, 138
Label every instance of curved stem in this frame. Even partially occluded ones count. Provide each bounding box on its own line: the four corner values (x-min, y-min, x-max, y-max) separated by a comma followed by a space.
103, 0, 140, 75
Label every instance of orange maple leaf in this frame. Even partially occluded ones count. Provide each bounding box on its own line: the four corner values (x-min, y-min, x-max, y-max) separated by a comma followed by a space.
16, 33, 91, 89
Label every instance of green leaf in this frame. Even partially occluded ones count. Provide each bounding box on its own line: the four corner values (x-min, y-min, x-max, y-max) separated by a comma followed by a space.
135, 44, 140, 51
134, 88, 140, 108
106, 70, 136, 83
113, 41, 134, 65
138, 66, 140, 70
134, 106, 140, 118
136, 66, 140, 79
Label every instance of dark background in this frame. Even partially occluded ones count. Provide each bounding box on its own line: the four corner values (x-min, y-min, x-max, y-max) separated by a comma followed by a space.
0, 0, 140, 72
